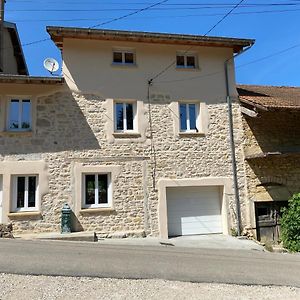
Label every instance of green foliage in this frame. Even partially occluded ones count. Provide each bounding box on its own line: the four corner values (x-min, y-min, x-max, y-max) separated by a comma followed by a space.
230, 228, 238, 237
280, 193, 300, 252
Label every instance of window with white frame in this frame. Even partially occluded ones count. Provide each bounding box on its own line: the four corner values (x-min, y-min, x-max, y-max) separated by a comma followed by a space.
114, 102, 136, 132
12, 175, 38, 212
83, 174, 111, 208
176, 53, 197, 69
113, 50, 135, 65
179, 103, 199, 132
8, 98, 31, 131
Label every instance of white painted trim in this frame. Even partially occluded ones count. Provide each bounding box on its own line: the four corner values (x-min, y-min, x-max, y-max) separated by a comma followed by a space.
73, 163, 121, 216
6, 95, 33, 132
12, 175, 39, 212
114, 100, 137, 133
82, 173, 112, 209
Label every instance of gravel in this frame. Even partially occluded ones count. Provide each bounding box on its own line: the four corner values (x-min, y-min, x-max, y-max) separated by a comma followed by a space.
0, 273, 299, 300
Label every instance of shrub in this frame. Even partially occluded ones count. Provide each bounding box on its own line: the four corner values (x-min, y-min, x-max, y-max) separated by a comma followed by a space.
280, 193, 300, 252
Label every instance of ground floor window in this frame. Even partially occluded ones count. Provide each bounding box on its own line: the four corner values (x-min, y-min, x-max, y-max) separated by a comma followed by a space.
12, 175, 38, 211
83, 174, 110, 208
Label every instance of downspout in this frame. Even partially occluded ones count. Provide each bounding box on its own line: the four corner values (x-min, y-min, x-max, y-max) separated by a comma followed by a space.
0, 0, 5, 72
224, 44, 253, 236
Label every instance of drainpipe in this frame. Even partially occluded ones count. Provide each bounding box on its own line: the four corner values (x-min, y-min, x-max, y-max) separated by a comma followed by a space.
224, 44, 253, 236
0, 0, 5, 72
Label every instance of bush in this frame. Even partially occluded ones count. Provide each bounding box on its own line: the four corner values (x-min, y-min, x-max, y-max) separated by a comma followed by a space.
280, 193, 300, 252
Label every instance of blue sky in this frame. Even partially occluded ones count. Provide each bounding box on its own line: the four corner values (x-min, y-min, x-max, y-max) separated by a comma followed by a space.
4, 0, 300, 86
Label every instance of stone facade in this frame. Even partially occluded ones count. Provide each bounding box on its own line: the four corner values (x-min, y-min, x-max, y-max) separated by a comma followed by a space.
0, 223, 13, 238
0, 87, 247, 236
242, 110, 300, 236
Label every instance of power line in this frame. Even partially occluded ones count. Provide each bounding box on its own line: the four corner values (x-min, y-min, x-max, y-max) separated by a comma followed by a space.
6, 4, 300, 12
89, 0, 168, 29
9, 8, 300, 23
149, 0, 246, 83
155, 42, 300, 84
0, 0, 168, 51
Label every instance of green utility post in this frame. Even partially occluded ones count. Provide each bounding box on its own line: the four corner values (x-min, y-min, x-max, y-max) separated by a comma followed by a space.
61, 203, 71, 233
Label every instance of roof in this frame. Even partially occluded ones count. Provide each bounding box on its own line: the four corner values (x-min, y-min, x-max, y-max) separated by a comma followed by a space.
0, 74, 64, 84
238, 84, 300, 110
46, 26, 254, 53
3, 21, 28, 75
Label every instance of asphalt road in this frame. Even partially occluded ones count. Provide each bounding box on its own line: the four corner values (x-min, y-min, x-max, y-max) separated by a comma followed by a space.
0, 239, 299, 287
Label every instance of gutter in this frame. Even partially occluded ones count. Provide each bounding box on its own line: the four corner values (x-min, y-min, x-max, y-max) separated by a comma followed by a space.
224, 44, 253, 236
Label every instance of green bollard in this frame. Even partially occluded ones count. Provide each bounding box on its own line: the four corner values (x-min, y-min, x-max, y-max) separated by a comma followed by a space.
61, 203, 71, 234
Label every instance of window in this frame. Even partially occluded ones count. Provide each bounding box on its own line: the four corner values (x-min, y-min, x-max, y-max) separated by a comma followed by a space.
115, 102, 135, 131
179, 103, 198, 132
113, 50, 135, 65
12, 175, 38, 211
83, 174, 110, 208
176, 53, 197, 69
8, 98, 31, 131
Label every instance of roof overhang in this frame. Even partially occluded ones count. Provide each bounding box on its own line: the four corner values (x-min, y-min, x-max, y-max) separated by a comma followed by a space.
46, 26, 255, 53
4, 21, 28, 75
0, 74, 64, 85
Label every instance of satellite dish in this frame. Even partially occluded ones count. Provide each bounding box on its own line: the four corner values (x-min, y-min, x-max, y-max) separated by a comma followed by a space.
43, 58, 59, 74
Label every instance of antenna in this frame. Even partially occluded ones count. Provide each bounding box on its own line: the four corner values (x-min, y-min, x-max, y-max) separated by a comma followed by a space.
43, 58, 59, 75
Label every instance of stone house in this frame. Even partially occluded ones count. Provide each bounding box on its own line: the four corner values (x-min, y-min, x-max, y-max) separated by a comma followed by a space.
0, 25, 255, 238
238, 85, 300, 242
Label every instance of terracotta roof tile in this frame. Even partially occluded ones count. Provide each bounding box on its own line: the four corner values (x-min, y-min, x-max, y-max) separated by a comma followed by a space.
237, 84, 300, 109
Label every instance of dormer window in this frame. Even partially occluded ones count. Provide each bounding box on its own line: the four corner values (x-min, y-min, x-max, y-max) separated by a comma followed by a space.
113, 49, 135, 65
176, 52, 198, 69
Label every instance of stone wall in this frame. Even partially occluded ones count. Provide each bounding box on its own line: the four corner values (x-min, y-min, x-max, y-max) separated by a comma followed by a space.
0, 223, 13, 238
242, 111, 300, 230
0, 88, 247, 236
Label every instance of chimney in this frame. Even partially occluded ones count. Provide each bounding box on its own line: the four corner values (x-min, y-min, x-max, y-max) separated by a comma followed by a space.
0, 0, 5, 72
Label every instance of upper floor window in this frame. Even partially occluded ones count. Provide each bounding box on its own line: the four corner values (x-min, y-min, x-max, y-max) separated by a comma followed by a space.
12, 175, 38, 212
115, 102, 136, 132
84, 173, 110, 208
176, 53, 198, 69
113, 50, 135, 65
8, 98, 31, 131
179, 103, 198, 132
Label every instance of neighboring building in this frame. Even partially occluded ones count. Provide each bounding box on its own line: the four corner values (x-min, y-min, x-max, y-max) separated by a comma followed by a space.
0, 0, 27, 75
238, 85, 300, 242
0, 21, 28, 75
0, 25, 255, 238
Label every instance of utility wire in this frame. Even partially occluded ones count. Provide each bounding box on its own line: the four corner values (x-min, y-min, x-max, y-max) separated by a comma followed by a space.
10, 8, 300, 23
155, 42, 300, 84
89, 0, 168, 29
0, 0, 168, 51
148, 0, 246, 83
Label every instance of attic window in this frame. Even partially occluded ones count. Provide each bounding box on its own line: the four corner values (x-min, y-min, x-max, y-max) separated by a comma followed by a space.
113, 50, 135, 65
176, 52, 198, 69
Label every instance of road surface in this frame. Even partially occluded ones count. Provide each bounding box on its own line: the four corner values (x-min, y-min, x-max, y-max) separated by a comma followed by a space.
0, 239, 299, 287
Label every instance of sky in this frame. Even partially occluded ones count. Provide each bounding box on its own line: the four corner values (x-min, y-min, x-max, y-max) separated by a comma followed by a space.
4, 0, 300, 86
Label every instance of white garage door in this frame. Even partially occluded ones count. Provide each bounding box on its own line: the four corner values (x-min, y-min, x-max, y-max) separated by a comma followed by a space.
167, 186, 222, 237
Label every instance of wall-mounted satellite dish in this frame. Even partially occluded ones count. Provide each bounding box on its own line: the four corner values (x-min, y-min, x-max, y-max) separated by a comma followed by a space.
43, 58, 59, 74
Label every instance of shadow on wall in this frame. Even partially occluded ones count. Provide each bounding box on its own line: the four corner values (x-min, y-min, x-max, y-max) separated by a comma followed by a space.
244, 111, 300, 154
0, 90, 101, 155
247, 155, 300, 201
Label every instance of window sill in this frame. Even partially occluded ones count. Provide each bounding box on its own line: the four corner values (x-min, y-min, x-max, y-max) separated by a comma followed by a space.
179, 132, 205, 137
111, 63, 137, 68
175, 67, 201, 72
113, 132, 141, 139
0, 130, 33, 137
8, 211, 42, 219
79, 208, 115, 215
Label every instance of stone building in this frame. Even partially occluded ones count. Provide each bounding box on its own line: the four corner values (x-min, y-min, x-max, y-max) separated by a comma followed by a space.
238, 85, 300, 242
0, 26, 255, 238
